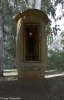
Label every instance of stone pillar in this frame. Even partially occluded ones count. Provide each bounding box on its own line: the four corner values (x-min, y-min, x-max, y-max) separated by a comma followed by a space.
0, 11, 3, 76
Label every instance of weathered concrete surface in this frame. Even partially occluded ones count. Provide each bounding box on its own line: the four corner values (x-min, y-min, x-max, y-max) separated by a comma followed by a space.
14, 9, 49, 86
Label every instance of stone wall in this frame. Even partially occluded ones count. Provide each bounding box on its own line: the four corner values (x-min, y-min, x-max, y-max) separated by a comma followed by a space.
16, 13, 47, 86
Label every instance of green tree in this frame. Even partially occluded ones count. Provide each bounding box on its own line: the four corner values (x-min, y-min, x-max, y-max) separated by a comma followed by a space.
0, 0, 64, 69
61, 31, 64, 50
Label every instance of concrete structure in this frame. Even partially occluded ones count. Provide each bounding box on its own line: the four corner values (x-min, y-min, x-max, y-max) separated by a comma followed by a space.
14, 9, 49, 86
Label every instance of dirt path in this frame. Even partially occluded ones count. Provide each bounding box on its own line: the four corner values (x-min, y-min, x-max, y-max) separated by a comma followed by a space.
0, 71, 64, 100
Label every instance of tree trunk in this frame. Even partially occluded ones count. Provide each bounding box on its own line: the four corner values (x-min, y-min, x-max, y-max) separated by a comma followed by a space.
35, 0, 42, 10
0, 11, 3, 76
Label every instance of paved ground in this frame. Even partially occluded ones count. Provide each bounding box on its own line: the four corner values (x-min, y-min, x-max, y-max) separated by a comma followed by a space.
0, 70, 64, 100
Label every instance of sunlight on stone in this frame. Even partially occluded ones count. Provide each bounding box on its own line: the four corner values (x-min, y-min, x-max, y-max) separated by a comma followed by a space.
45, 73, 64, 78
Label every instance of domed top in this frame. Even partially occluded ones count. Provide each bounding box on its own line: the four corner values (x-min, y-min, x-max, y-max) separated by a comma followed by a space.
14, 9, 49, 26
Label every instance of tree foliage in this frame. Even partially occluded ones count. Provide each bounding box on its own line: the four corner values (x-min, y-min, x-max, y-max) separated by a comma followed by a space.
0, 0, 64, 69
47, 49, 64, 71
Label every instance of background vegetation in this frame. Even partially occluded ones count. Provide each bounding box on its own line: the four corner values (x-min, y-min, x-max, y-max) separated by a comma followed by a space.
0, 0, 64, 70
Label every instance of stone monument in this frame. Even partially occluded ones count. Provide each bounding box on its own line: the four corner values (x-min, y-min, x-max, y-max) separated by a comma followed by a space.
14, 9, 49, 86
